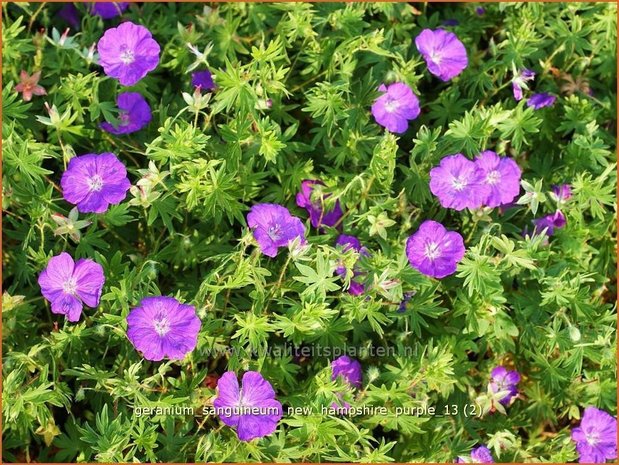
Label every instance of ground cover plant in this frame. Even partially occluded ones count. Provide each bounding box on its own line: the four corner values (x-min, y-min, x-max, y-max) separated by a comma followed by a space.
2, 1, 618, 463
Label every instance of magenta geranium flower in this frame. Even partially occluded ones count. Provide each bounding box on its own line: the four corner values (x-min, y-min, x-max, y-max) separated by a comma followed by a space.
456, 445, 494, 463
552, 184, 572, 203
371, 82, 420, 133
429, 154, 489, 211
247, 203, 306, 257
296, 180, 343, 229
474, 150, 521, 208
489, 366, 520, 405
527, 92, 556, 109
571, 406, 617, 463
213, 371, 283, 442
61, 152, 131, 214
335, 235, 367, 296
126, 296, 201, 361
415, 28, 468, 81
406, 220, 465, 279
192, 70, 216, 91
89, 2, 129, 19
97, 21, 160, 86
100, 92, 151, 135
533, 210, 566, 236
38, 252, 105, 322
331, 355, 362, 388
512, 69, 535, 101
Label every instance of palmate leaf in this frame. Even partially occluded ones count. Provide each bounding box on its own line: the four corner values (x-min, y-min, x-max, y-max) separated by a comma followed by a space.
293, 249, 341, 300
3, 132, 54, 186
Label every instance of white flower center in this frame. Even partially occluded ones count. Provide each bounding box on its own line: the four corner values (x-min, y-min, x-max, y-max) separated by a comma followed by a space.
87, 175, 104, 192
424, 242, 440, 260
268, 224, 282, 241
153, 317, 171, 337
62, 277, 78, 295
486, 170, 501, 185
451, 177, 467, 191
430, 50, 443, 65
119, 49, 135, 64
119, 112, 130, 126
384, 99, 400, 113
585, 431, 600, 446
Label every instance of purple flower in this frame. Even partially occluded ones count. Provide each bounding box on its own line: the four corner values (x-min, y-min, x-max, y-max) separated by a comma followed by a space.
296, 180, 343, 229
126, 296, 201, 361
192, 70, 216, 91
371, 82, 420, 134
247, 203, 306, 257
330, 396, 351, 413
61, 152, 131, 214
406, 220, 465, 279
100, 92, 151, 135
527, 92, 557, 109
456, 445, 494, 463
571, 406, 617, 463
335, 235, 368, 296
38, 252, 105, 322
331, 355, 362, 388
89, 2, 129, 19
429, 154, 490, 211
214, 371, 283, 442
552, 184, 572, 203
415, 29, 468, 81
533, 210, 566, 236
97, 21, 160, 86
57, 4, 80, 29
512, 68, 535, 101
335, 234, 362, 253
489, 366, 520, 405
475, 6, 486, 15
474, 150, 522, 208
397, 291, 414, 313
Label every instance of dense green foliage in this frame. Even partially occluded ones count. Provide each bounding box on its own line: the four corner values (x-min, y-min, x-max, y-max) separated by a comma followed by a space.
2, 2, 617, 463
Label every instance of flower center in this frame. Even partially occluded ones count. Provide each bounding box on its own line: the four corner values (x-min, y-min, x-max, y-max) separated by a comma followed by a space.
585, 431, 600, 446
486, 170, 501, 185
62, 277, 77, 295
119, 112, 130, 126
119, 49, 135, 64
267, 224, 282, 241
424, 241, 441, 260
87, 175, 104, 192
384, 99, 400, 113
153, 317, 171, 337
451, 177, 467, 191
494, 379, 506, 391
430, 50, 443, 65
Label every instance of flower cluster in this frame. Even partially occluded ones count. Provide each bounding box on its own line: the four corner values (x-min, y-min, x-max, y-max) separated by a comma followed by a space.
371, 28, 467, 134
430, 151, 521, 211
